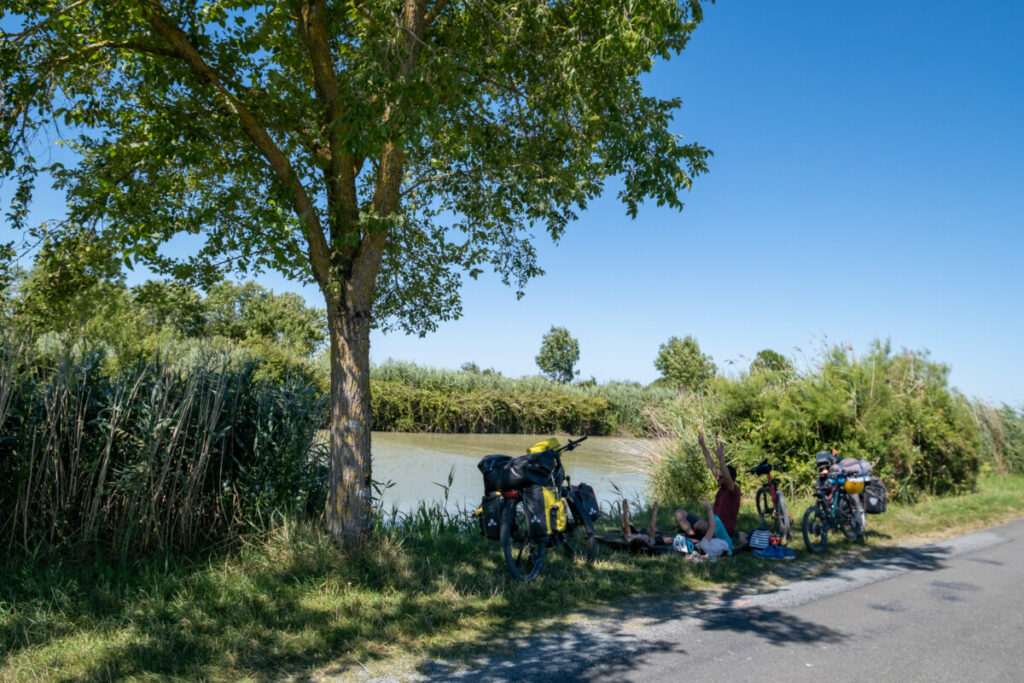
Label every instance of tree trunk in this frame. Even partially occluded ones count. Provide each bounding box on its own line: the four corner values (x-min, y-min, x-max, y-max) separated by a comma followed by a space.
324, 293, 374, 546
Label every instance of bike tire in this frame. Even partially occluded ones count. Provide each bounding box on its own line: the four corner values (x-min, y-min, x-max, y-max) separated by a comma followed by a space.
838, 492, 863, 539
755, 486, 774, 526
776, 491, 792, 543
500, 496, 546, 581
802, 505, 828, 553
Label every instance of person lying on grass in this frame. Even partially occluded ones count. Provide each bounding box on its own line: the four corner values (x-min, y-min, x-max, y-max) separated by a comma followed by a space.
621, 499, 732, 560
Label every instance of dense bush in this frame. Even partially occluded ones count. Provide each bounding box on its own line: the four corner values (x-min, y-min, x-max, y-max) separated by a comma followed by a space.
0, 338, 327, 560
649, 341, 984, 503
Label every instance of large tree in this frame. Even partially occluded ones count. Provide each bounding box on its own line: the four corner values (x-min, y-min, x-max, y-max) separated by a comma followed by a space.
1, 0, 712, 545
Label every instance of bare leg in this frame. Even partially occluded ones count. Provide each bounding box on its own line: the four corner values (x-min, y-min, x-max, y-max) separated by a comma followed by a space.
648, 501, 660, 539
622, 499, 653, 548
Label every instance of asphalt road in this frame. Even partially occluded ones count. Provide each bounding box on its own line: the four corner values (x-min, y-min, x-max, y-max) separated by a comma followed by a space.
387, 516, 1024, 682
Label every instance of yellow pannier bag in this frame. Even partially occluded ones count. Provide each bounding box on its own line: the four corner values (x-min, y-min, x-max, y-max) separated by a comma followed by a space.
523, 486, 568, 537
545, 486, 569, 533
844, 477, 866, 495
527, 438, 560, 454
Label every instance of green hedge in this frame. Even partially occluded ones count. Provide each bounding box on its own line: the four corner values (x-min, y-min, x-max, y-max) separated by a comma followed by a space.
371, 380, 614, 434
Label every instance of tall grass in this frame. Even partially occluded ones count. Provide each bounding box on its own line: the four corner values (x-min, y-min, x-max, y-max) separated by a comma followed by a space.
0, 336, 327, 560
971, 401, 1024, 474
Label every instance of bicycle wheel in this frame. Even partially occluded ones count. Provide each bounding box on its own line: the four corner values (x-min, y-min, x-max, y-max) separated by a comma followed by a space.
776, 491, 792, 542
802, 505, 828, 553
755, 486, 775, 526
838, 493, 863, 539
500, 496, 546, 581
560, 519, 598, 563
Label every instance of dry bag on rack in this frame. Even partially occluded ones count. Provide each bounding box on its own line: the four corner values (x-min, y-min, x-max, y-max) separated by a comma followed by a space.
478, 451, 557, 492
864, 477, 888, 514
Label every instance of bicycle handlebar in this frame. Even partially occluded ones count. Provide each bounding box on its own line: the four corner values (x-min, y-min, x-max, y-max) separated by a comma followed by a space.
746, 460, 788, 475
557, 435, 588, 454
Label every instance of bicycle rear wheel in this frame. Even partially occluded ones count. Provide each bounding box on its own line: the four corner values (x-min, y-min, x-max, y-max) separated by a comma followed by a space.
838, 493, 863, 539
755, 486, 775, 526
500, 496, 546, 581
802, 505, 827, 553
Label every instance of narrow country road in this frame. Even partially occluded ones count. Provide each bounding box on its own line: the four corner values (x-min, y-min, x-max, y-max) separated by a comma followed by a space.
377, 516, 1024, 682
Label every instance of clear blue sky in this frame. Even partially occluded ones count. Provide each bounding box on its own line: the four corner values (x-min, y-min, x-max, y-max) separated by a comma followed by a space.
367, 0, 1024, 406
4, 1, 1022, 406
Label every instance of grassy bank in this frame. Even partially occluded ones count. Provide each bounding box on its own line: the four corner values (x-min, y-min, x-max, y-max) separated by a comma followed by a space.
4, 475, 1023, 681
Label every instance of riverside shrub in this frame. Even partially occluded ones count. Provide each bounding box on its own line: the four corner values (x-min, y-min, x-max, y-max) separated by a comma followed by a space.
649, 341, 983, 502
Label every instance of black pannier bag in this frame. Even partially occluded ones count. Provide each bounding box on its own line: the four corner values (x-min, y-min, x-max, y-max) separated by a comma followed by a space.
478, 454, 514, 492
477, 492, 503, 540
570, 483, 601, 522
478, 451, 558, 492
864, 476, 888, 514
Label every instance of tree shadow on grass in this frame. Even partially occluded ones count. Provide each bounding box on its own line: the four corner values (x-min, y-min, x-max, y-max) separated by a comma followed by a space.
2, 525, 964, 681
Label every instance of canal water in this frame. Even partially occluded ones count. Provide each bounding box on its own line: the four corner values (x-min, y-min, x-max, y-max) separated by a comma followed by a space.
370, 432, 655, 516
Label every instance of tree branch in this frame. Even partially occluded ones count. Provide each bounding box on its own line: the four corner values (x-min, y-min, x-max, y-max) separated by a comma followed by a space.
295, 1, 359, 248
138, 0, 333, 295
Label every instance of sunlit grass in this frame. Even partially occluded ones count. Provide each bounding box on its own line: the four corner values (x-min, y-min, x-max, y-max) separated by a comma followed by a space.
3, 475, 1023, 681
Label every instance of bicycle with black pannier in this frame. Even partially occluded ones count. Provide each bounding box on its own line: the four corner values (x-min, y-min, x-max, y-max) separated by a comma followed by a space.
802, 450, 869, 553
475, 436, 599, 581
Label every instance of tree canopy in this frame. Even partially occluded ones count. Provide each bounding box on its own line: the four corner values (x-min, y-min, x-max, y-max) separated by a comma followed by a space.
535, 325, 580, 383
2, 0, 713, 545
654, 334, 716, 391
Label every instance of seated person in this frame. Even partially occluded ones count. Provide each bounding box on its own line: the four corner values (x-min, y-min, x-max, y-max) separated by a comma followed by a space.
698, 428, 741, 539
678, 499, 732, 560
673, 502, 734, 555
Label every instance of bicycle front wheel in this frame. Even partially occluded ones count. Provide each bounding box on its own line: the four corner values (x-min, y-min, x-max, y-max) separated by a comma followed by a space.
802, 505, 828, 553
500, 496, 546, 581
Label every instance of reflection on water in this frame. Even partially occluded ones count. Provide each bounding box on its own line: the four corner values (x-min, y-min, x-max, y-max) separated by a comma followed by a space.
370, 432, 654, 515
